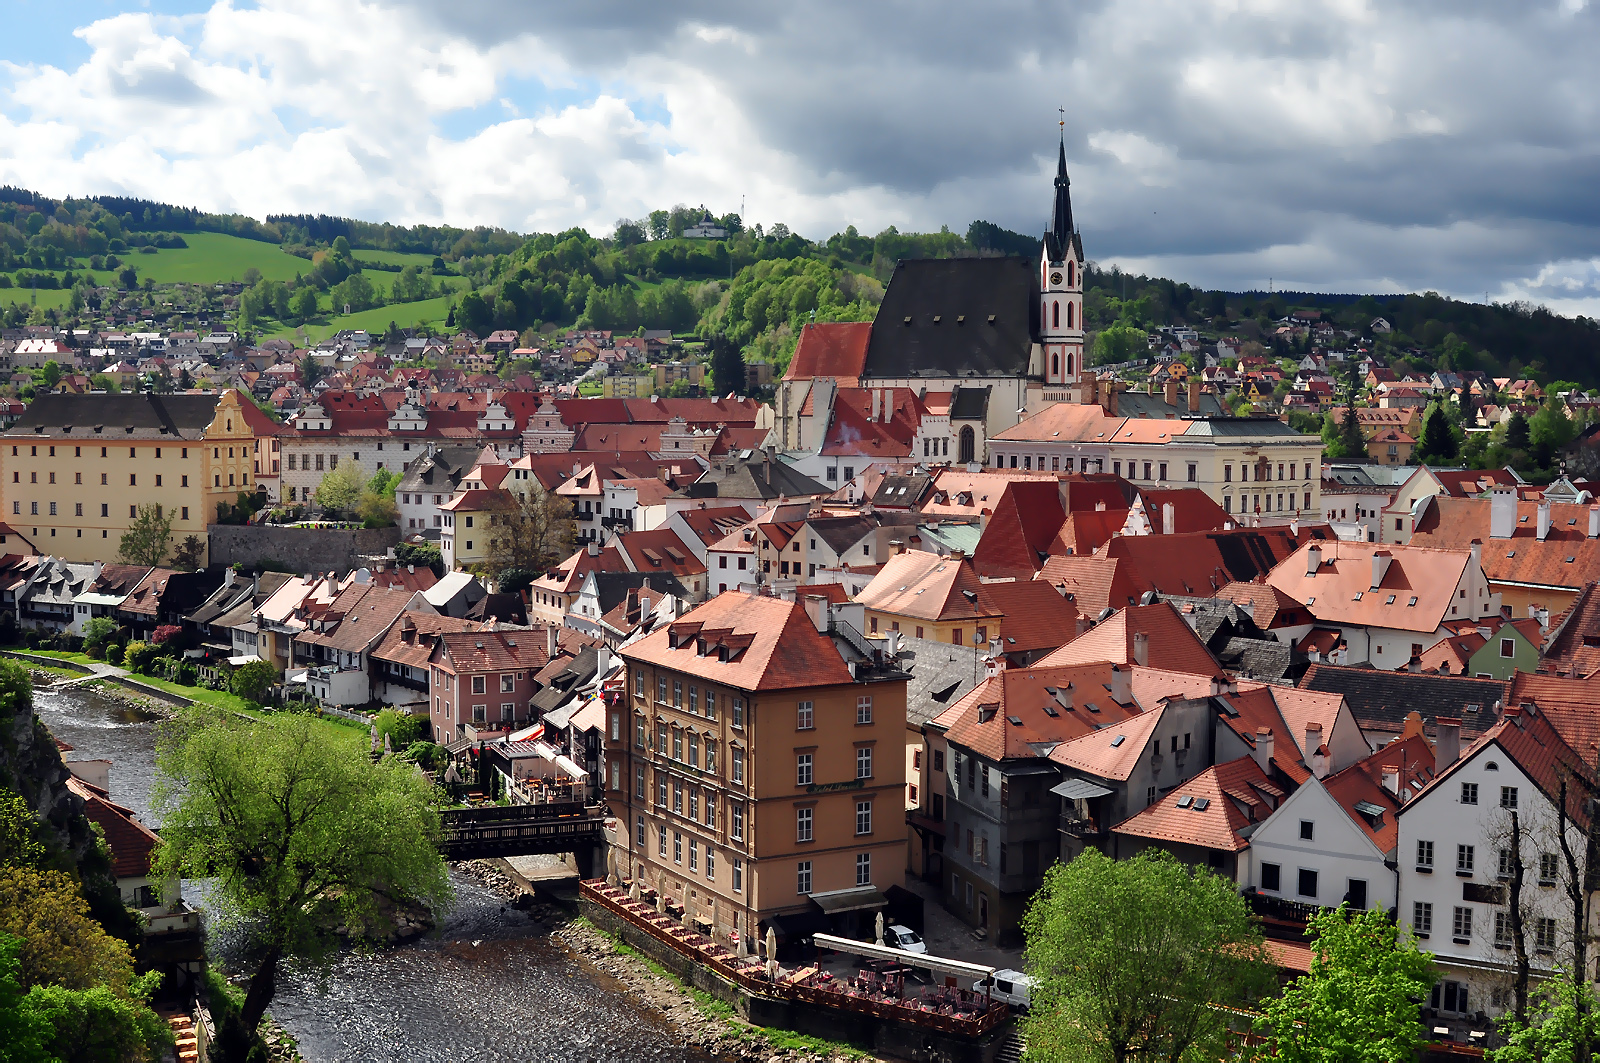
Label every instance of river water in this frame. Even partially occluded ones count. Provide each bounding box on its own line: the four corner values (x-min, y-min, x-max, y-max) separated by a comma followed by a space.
34, 684, 716, 1063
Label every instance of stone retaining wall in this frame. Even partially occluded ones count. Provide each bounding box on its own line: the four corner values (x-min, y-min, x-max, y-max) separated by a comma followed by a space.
207, 524, 402, 574
0, 650, 93, 674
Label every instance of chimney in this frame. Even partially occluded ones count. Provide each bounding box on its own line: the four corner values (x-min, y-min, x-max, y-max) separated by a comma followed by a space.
1468, 537, 1482, 575
1311, 745, 1328, 780
1371, 549, 1393, 590
1435, 716, 1462, 769
871, 389, 881, 423
1163, 378, 1179, 407
1082, 375, 1099, 408
1251, 727, 1275, 774
587, 541, 600, 557
1187, 377, 1201, 414
1075, 615, 1092, 638
546, 623, 560, 659
1306, 543, 1322, 577
1537, 499, 1552, 541
984, 654, 1003, 679
1304, 721, 1323, 763
803, 594, 830, 634
1109, 663, 1131, 704
1132, 631, 1149, 667
1490, 487, 1517, 539
1590, 504, 1600, 539
1161, 503, 1175, 536
1105, 381, 1119, 417
1381, 765, 1400, 796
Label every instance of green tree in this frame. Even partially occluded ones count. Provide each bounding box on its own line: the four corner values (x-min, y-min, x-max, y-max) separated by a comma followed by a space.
314, 462, 365, 516
1021, 849, 1273, 1063
707, 333, 746, 395
0, 935, 51, 1063
1258, 905, 1436, 1063
357, 488, 399, 528
0, 794, 48, 872
152, 707, 451, 1034
228, 659, 277, 704
20, 978, 171, 1063
39, 362, 61, 389
1530, 402, 1577, 470
116, 505, 172, 567
1092, 324, 1148, 365
170, 535, 205, 572
291, 286, 319, 322
1507, 411, 1531, 451
81, 617, 116, 658
1416, 405, 1459, 464
0, 867, 138, 994
1494, 970, 1600, 1063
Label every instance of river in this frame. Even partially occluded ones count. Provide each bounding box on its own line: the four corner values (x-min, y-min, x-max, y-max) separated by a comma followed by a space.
34, 683, 717, 1063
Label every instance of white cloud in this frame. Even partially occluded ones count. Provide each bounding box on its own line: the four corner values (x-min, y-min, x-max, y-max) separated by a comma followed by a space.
0, 0, 1596, 307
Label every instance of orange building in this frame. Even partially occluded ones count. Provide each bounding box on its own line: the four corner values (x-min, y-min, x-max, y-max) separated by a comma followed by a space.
615, 591, 908, 951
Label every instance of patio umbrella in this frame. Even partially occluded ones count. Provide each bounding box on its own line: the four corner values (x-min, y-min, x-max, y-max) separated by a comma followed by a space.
736, 931, 748, 959
682, 906, 693, 930
656, 889, 665, 915
605, 847, 618, 886
629, 879, 640, 902
765, 927, 777, 964
875, 911, 885, 946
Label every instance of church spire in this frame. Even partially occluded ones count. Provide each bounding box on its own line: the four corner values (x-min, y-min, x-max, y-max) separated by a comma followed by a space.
1048, 130, 1074, 256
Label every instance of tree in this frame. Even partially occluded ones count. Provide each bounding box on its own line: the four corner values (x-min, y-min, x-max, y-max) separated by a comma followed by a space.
1092, 324, 1147, 365
0, 935, 51, 1063
299, 353, 327, 389
1416, 404, 1459, 464
0, 868, 138, 994
394, 541, 444, 577
1507, 410, 1532, 451
314, 462, 365, 516
291, 286, 318, 322
357, 488, 398, 528
481, 489, 576, 578
1257, 905, 1436, 1062
20, 978, 171, 1063
1494, 971, 1600, 1063
0, 793, 48, 872
707, 334, 746, 396
1021, 849, 1273, 1063
39, 362, 61, 389
81, 617, 116, 656
152, 707, 451, 1035
171, 535, 204, 572
116, 505, 172, 567
228, 659, 277, 705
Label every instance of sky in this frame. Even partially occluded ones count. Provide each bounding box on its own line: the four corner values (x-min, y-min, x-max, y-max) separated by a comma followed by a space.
3, 1, 1600, 312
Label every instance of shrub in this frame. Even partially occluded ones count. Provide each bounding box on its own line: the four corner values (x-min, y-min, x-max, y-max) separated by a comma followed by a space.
105, 644, 124, 666
375, 708, 426, 748
150, 625, 183, 646
22, 631, 39, 650
175, 663, 199, 686
123, 641, 158, 674
229, 660, 277, 704
404, 741, 447, 771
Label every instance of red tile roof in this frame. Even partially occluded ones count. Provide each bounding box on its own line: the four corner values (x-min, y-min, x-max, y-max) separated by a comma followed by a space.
940, 663, 1142, 762
1320, 733, 1435, 853
1265, 540, 1476, 634
623, 591, 855, 692
971, 481, 1066, 580
66, 776, 157, 880
1048, 704, 1168, 780
1541, 582, 1600, 677
978, 579, 1080, 655
855, 552, 997, 623
372, 611, 491, 669
783, 322, 872, 382
1413, 703, 1593, 829
1410, 495, 1600, 592
1037, 602, 1223, 679
1113, 756, 1276, 852
433, 630, 550, 674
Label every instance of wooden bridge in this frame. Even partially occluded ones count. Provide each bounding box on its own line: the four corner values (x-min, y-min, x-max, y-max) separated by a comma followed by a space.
437, 801, 608, 867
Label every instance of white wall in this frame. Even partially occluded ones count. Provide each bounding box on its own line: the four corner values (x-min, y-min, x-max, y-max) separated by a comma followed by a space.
1247, 778, 1394, 909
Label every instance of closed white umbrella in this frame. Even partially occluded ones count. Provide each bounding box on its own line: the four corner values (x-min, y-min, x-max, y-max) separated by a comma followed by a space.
682, 905, 693, 930
605, 847, 618, 886
765, 927, 777, 963
656, 889, 665, 915
875, 911, 885, 946
629, 879, 640, 902
736, 930, 748, 959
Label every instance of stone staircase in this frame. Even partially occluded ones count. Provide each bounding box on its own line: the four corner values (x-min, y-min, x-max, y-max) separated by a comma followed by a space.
995, 1029, 1026, 1063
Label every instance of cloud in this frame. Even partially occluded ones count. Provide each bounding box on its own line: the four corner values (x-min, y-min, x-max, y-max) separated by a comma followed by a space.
0, 0, 1598, 308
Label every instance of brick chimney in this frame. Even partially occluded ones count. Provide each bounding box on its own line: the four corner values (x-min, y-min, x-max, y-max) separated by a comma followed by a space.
1251, 726, 1275, 774
1163, 378, 1179, 407
1132, 631, 1149, 667
1187, 377, 1201, 413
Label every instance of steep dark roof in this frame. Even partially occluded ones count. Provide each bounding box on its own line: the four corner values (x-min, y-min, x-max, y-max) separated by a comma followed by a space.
687, 453, 828, 501
892, 635, 985, 727
1299, 663, 1508, 739
871, 471, 933, 508
586, 571, 688, 614
1114, 391, 1229, 419
6, 392, 225, 440
1043, 138, 1081, 263
949, 384, 992, 422
862, 258, 1039, 380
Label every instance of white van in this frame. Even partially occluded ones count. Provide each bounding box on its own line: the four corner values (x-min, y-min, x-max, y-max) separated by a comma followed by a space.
972, 969, 1032, 1010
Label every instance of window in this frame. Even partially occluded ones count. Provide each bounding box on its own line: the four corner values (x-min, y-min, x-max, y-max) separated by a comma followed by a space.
1298, 868, 1318, 898
1413, 901, 1433, 935
797, 701, 813, 730
672, 783, 682, 814
732, 697, 744, 728
731, 859, 743, 893
1187, 463, 1197, 483
472, 675, 487, 695
797, 754, 813, 786
1452, 906, 1472, 941
673, 832, 682, 864
857, 747, 873, 779
1501, 639, 1516, 658
1158, 462, 1167, 481
635, 670, 645, 698
672, 729, 682, 761
658, 826, 667, 858
1495, 911, 1512, 946
1461, 782, 1479, 805
688, 734, 699, 768
1299, 820, 1314, 841
1458, 844, 1475, 873
856, 800, 873, 835
635, 765, 645, 798
1501, 786, 1519, 809
658, 676, 668, 703
501, 674, 515, 693
857, 695, 873, 724
705, 848, 715, 880
1498, 848, 1514, 878
636, 816, 646, 848
673, 680, 682, 707
705, 742, 716, 774
1536, 917, 1558, 951
656, 776, 667, 807
933, 750, 944, 773
796, 807, 813, 842
732, 747, 745, 784
656, 722, 668, 753
856, 852, 872, 887
1541, 853, 1560, 885
1417, 840, 1434, 869
731, 802, 744, 840
1261, 863, 1281, 891
688, 686, 698, 714
797, 861, 812, 895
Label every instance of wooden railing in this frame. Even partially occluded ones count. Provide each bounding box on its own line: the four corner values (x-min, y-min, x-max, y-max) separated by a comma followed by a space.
581, 880, 1011, 1039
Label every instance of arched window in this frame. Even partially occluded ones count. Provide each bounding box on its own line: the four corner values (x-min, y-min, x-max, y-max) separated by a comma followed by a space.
1067, 302, 1075, 328
1067, 261, 1075, 286
1052, 353, 1060, 378
959, 426, 976, 464
1067, 353, 1074, 377
1052, 301, 1060, 329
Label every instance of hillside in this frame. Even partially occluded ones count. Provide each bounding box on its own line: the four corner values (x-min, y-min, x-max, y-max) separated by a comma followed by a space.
2, 185, 1597, 391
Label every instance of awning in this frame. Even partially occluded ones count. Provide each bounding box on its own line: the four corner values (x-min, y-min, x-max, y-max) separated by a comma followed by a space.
811, 933, 996, 980
72, 592, 127, 607
444, 738, 474, 755
1051, 777, 1114, 799
227, 654, 263, 666
769, 911, 832, 940
808, 885, 889, 915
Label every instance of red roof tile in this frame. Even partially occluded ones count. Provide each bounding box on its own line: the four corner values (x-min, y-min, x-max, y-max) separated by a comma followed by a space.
784, 322, 872, 382
1113, 756, 1275, 852
623, 591, 855, 692
1037, 602, 1223, 679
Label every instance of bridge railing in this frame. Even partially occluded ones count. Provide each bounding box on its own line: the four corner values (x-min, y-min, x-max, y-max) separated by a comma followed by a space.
439, 801, 593, 827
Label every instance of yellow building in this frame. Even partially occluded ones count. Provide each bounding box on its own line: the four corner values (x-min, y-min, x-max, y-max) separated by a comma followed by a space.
1, 390, 262, 565
439, 488, 506, 572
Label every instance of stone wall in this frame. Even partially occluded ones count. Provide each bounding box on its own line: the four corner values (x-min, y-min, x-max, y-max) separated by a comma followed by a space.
207, 525, 402, 574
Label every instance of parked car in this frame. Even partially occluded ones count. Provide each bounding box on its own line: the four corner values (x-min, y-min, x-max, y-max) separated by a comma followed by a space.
883, 924, 926, 954
972, 969, 1032, 1010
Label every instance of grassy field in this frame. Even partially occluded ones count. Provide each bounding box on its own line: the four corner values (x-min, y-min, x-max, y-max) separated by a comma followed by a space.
264, 292, 459, 342
0, 287, 73, 309
356, 249, 443, 269
122, 233, 311, 285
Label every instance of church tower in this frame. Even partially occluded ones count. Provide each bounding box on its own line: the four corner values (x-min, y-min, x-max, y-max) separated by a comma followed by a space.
1040, 136, 1085, 387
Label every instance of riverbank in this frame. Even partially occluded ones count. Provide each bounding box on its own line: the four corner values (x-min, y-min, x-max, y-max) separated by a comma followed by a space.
463, 861, 881, 1063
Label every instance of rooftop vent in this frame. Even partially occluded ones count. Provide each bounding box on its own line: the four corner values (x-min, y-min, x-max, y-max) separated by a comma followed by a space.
1109, 734, 1125, 747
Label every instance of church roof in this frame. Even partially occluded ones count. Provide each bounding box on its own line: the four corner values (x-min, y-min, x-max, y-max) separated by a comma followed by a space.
1044, 137, 1079, 263
861, 257, 1040, 381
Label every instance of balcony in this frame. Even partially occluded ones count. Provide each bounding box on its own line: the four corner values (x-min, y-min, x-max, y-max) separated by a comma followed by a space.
1059, 813, 1107, 840
140, 900, 202, 936
601, 514, 635, 531
1243, 889, 1321, 926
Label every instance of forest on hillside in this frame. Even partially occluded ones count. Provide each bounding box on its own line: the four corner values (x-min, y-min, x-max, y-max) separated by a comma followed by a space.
3, 183, 1599, 390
